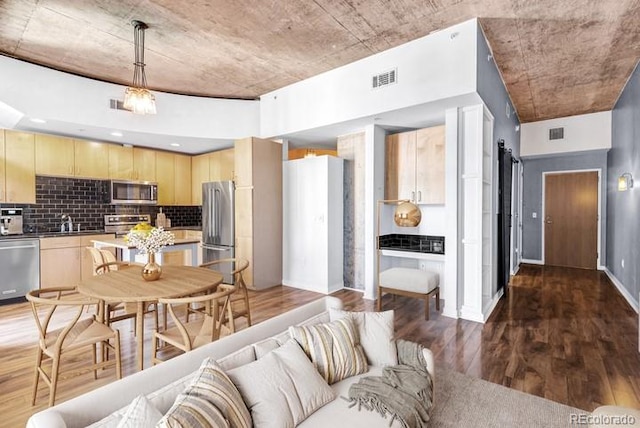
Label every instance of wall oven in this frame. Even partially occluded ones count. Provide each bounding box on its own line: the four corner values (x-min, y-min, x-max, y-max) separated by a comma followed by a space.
110, 180, 157, 205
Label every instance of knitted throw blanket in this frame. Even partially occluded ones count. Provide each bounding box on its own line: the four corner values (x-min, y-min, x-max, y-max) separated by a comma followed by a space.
345, 340, 433, 428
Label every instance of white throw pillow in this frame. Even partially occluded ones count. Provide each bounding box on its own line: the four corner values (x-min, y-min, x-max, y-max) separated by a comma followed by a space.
227, 339, 335, 428
329, 309, 398, 366
115, 395, 162, 428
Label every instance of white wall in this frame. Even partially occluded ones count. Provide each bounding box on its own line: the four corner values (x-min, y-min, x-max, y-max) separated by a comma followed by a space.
520, 111, 611, 157
0, 56, 259, 142
260, 19, 478, 137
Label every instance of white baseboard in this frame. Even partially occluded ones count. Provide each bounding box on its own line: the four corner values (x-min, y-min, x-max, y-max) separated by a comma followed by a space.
483, 289, 504, 320
459, 305, 485, 324
603, 268, 639, 313
521, 258, 544, 265
510, 263, 520, 276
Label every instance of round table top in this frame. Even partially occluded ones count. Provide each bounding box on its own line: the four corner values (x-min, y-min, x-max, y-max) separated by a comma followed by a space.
77, 265, 224, 302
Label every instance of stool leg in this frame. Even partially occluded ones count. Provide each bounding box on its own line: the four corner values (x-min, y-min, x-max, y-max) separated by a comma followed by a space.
424, 294, 429, 320
377, 287, 382, 312
435, 288, 440, 311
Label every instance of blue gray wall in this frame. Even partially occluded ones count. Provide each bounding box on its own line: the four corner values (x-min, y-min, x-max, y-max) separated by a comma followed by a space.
521, 151, 608, 262
608, 62, 640, 307
476, 24, 521, 158
476, 23, 522, 273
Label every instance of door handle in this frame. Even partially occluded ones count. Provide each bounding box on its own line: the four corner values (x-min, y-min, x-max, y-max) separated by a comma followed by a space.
545, 216, 552, 224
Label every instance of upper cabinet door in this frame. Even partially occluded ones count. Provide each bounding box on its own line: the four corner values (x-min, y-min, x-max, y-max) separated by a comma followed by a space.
415, 125, 445, 204
4, 130, 35, 203
74, 139, 109, 179
219, 148, 235, 181
174, 154, 192, 206
0, 131, 5, 202
108, 145, 134, 180
155, 151, 175, 205
191, 154, 210, 205
133, 148, 156, 181
35, 134, 75, 176
234, 138, 253, 187
385, 131, 416, 201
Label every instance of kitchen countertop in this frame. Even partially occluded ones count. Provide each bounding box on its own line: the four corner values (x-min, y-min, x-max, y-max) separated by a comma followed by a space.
0, 230, 112, 240
0, 226, 202, 240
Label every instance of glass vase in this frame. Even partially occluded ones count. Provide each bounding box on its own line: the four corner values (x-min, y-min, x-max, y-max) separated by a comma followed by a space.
142, 252, 162, 281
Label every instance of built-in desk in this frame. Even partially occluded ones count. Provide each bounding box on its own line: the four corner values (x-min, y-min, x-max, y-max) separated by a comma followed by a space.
91, 237, 201, 267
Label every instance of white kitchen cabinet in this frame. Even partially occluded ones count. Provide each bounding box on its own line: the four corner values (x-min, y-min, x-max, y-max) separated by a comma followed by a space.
283, 155, 343, 294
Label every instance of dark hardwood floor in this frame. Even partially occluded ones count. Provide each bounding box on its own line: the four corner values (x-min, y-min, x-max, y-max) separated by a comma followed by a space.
1, 264, 638, 426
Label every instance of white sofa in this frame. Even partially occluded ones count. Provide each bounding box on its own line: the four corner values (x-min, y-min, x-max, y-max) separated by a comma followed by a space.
27, 296, 435, 428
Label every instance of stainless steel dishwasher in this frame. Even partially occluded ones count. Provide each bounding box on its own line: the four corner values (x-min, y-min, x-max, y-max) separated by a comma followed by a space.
0, 238, 40, 301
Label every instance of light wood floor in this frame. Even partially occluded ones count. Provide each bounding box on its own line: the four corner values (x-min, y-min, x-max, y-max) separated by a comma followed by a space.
1, 264, 639, 427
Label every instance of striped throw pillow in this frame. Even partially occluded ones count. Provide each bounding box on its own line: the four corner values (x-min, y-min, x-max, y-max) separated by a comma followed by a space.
157, 393, 229, 428
157, 358, 252, 428
289, 317, 368, 384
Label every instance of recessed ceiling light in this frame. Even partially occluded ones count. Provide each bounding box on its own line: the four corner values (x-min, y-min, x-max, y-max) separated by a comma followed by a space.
170, 143, 180, 147
111, 131, 123, 137
30, 118, 46, 124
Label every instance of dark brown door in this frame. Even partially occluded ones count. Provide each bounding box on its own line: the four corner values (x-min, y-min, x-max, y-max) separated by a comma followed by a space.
544, 172, 598, 269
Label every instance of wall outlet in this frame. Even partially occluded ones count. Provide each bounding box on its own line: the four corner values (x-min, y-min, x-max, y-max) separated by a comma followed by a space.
419, 262, 427, 270
532, 212, 537, 218
621, 259, 625, 269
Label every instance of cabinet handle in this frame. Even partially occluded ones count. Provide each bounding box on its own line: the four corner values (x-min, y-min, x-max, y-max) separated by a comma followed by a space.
411, 191, 415, 202
418, 191, 422, 202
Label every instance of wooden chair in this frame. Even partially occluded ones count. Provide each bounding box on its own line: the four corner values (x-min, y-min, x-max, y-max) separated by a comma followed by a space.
151, 285, 235, 364
85, 247, 158, 330
26, 287, 122, 407
195, 258, 251, 333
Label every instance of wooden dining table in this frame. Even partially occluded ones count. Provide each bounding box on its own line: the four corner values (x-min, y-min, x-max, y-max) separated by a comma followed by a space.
77, 265, 223, 371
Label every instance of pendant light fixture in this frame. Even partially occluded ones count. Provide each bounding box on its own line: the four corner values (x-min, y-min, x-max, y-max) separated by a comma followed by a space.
123, 20, 156, 115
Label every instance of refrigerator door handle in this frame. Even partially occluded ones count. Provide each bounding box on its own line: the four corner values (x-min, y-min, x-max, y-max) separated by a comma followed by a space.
214, 188, 221, 240
202, 244, 232, 252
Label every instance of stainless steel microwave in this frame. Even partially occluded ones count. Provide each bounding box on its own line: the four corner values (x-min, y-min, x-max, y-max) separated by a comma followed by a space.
110, 180, 158, 205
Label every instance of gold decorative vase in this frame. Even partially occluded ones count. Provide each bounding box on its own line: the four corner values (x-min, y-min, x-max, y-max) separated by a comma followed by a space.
142, 252, 162, 281
394, 201, 422, 227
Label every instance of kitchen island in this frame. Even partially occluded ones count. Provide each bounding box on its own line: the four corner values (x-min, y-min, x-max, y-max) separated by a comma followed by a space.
91, 237, 201, 266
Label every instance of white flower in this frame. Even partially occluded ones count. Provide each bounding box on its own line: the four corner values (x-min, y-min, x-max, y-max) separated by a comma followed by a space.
125, 226, 175, 254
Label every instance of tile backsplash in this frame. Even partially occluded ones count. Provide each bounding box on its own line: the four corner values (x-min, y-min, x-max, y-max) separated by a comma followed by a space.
3, 176, 201, 233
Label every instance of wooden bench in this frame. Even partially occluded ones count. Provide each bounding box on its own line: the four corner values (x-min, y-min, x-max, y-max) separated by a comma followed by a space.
377, 267, 440, 320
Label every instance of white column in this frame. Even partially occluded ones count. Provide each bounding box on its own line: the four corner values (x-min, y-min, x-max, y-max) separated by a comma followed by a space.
458, 104, 486, 323
363, 124, 386, 300
442, 108, 459, 318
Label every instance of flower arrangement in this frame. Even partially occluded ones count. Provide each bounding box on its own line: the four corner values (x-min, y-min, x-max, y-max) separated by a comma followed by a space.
125, 222, 175, 254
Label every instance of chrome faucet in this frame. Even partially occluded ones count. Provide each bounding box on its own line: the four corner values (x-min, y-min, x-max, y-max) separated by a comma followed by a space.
60, 214, 73, 233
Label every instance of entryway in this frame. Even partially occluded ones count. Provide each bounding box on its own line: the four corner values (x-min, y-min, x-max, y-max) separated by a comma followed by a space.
543, 171, 599, 269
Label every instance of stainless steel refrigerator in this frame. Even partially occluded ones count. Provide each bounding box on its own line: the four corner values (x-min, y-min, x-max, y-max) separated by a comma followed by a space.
202, 181, 235, 283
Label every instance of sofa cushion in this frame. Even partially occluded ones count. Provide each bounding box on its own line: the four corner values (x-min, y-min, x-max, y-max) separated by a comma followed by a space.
227, 339, 335, 428
252, 337, 281, 358
297, 366, 403, 428
289, 317, 368, 384
114, 395, 162, 428
157, 358, 252, 428
216, 344, 256, 371
157, 393, 229, 428
330, 309, 398, 367
86, 374, 197, 428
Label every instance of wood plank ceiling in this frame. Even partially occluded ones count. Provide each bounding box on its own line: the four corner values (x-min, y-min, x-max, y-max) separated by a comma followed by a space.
1, 0, 639, 123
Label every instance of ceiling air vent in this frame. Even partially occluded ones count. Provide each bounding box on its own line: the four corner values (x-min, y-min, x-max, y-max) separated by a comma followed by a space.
548, 127, 565, 141
109, 99, 131, 111
372, 68, 397, 89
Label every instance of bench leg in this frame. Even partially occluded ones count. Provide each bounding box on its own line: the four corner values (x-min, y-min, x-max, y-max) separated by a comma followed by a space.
424, 294, 430, 320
